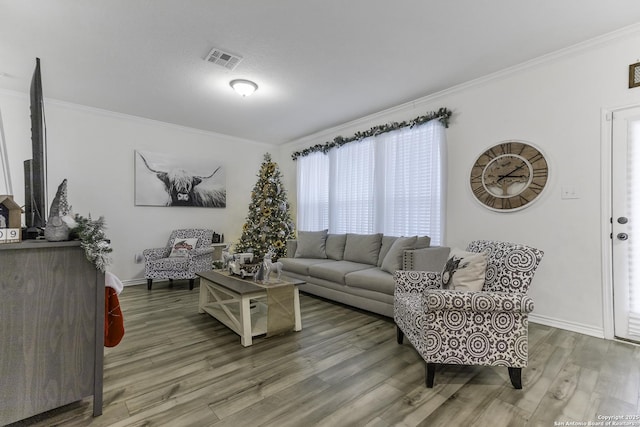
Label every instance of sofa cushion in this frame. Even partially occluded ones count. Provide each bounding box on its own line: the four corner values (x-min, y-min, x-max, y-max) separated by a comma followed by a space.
308, 261, 373, 285
377, 236, 399, 267
343, 233, 383, 265
325, 234, 347, 260
415, 235, 431, 249
294, 230, 328, 258
402, 246, 451, 272
279, 257, 333, 276
345, 267, 395, 295
381, 236, 418, 274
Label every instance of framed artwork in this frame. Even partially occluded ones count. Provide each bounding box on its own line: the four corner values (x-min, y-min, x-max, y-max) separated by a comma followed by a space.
630, 62, 640, 88
134, 150, 226, 207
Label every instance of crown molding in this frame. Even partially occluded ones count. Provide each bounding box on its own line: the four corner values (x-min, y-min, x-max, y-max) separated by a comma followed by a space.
284, 22, 640, 150
0, 88, 271, 147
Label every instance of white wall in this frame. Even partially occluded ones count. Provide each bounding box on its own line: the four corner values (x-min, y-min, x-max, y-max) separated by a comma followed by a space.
0, 90, 275, 283
279, 26, 640, 337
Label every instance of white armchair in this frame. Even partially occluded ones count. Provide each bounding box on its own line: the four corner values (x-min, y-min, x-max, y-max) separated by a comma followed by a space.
394, 240, 544, 389
143, 229, 214, 290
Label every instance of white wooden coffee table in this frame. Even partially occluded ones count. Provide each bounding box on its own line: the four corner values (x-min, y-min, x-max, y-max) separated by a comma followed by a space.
197, 270, 304, 346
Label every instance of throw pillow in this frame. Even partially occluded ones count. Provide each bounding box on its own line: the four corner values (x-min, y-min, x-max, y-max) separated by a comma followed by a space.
294, 230, 328, 258
325, 234, 347, 260
343, 233, 383, 265
441, 248, 487, 291
415, 235, 431, 249
381, 236, 417, 274
169, 237, 199, 258
377, 236, 399, 267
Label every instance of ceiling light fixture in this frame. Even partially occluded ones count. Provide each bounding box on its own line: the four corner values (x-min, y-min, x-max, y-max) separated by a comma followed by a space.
229, 79, 258, 97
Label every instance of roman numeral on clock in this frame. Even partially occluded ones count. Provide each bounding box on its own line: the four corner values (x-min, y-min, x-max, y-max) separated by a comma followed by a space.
529, 182, 545, 193
470, 174, 482, 184
482, 194, 497, 207
472, 185, 485, 198
532, 168, 548, 178
527, 152, 544, 163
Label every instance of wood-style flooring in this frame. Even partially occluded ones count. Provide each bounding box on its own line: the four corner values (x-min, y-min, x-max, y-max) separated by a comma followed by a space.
8, 280, 640, 427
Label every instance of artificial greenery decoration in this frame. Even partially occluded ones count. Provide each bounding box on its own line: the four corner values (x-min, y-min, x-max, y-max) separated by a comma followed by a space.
70, 214, 113, 272
235, 153, 295, 260
291, 107, 452, 160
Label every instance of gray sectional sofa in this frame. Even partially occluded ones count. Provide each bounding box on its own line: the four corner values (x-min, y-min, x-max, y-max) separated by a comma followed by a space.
279, 231, 450, 317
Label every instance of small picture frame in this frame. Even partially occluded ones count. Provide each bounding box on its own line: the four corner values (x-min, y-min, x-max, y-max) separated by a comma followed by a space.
629, 62, 640, 88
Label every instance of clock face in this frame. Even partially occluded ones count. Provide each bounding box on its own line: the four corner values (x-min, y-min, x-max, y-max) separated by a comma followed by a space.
470, 142, 548, 211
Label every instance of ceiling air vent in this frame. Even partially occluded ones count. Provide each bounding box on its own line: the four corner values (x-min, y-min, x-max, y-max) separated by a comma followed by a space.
204, 47, 243, 71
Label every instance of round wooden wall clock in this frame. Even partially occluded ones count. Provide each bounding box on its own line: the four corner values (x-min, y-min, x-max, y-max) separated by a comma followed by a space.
470, 141, 548, 211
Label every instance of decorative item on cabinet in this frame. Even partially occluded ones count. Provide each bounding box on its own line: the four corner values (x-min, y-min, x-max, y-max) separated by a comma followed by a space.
0, 195, 22, 243
44, 179, 71, 242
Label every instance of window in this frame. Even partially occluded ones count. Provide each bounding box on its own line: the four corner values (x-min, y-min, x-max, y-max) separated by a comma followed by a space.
296, 151, 329, 231
330, 137, 375, 233
296, 120, 446, 245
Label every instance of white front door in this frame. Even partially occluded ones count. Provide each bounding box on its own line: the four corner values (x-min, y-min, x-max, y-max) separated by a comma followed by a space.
612, 106, 640, 343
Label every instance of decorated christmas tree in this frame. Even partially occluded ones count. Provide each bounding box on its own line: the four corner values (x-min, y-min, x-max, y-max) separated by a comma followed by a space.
235, 153, 295, 260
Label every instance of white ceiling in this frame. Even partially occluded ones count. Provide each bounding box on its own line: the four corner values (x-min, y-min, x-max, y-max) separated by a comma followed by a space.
1, 1, 640, 144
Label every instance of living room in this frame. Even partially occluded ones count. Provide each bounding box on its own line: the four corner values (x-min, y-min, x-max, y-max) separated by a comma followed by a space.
1, 2, 640, 425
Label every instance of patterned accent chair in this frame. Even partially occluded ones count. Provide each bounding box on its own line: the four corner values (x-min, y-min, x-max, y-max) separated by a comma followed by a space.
143, 229, 214, 290
394, 240, 544, 389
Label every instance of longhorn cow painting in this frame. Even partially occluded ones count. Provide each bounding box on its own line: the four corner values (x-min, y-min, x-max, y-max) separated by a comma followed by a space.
134, 150, 226, 207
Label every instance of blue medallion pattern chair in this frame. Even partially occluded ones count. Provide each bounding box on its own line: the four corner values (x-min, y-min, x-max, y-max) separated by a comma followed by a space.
394, 240, 544, 389
143, 229, 214, 290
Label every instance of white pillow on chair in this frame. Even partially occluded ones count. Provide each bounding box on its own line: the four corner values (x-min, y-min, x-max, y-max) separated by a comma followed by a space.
169, 238, 199, 258
441, 248, 487, 291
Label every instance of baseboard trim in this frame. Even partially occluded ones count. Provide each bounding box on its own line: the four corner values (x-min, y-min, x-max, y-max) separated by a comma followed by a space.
121, 278, 198, 287
529, 313, 604, 339
122, 278, 147, 287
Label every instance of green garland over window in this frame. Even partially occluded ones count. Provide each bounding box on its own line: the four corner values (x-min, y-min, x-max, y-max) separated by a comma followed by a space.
291, 107, 452, 161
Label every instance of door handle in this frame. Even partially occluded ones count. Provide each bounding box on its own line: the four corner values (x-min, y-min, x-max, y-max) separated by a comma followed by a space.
617, 232, 629, 241
618, 217, 629, 224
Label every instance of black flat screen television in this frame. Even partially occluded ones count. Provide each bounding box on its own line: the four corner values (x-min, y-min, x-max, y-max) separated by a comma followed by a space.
24, 57, 47, 237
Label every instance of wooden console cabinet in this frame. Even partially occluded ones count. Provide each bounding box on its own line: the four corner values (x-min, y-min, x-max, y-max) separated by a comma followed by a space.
0, 241, 104, 425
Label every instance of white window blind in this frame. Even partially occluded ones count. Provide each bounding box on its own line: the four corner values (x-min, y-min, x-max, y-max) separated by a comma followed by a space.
296, 120, 446, 245
330, 138, 375, 234
296, 152, 329, 232
376, 123, 445, 243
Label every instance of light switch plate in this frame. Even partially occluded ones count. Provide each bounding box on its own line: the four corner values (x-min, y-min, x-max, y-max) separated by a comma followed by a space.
561, 185, 579, 199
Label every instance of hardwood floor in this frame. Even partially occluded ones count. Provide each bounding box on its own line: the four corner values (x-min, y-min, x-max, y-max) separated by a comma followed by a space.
9, 281, 640, 427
